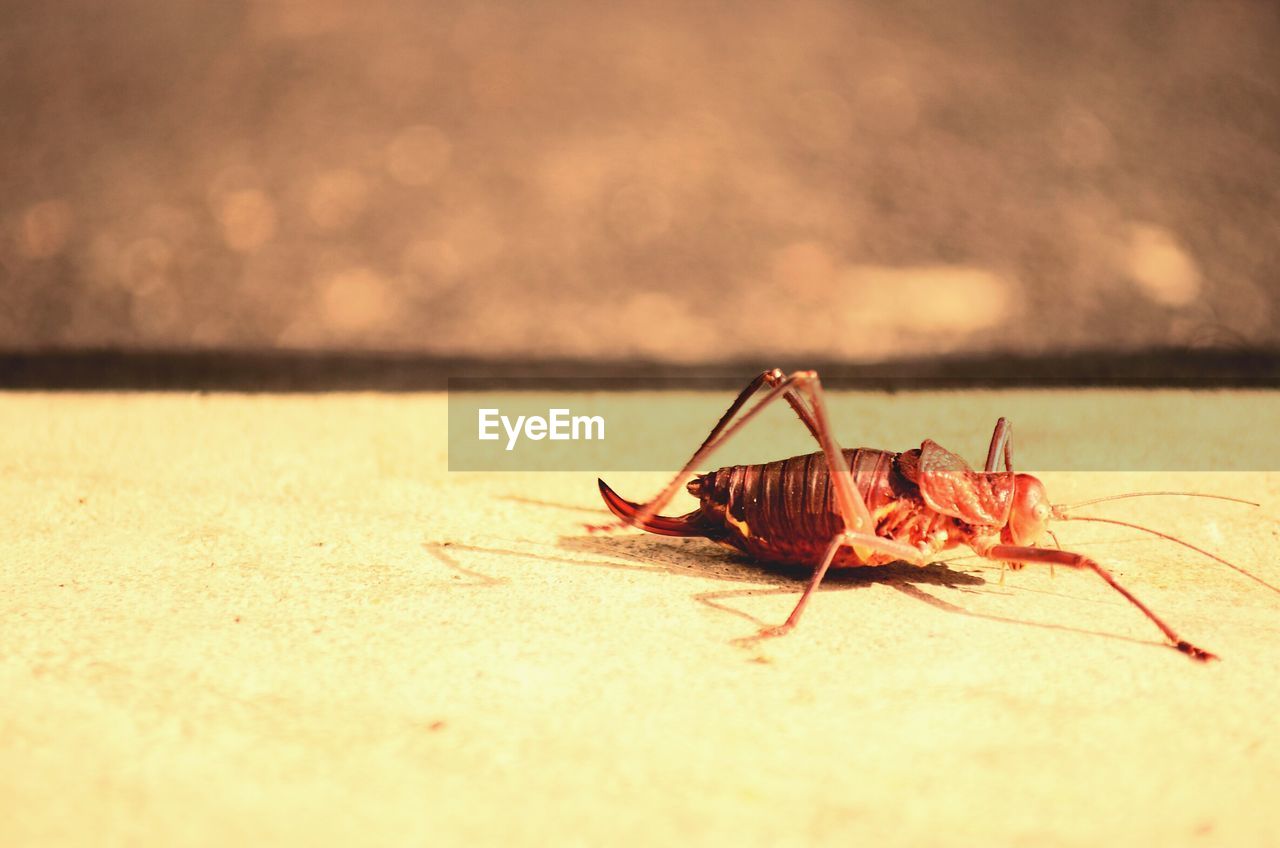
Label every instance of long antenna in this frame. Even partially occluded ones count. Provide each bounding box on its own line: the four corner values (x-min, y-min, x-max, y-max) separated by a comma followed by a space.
1060, 513, 1279, 595
1060, 491, 1259, 511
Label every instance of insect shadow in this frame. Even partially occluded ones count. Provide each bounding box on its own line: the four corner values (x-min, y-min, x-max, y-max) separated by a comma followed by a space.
558, 532, 987, 631
476, 495, 1179, 651
557, 532, 1170, 651
423, 541, 507, 586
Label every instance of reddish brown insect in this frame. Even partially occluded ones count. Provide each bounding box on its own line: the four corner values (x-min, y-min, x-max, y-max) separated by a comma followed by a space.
598, 369, 1260, 661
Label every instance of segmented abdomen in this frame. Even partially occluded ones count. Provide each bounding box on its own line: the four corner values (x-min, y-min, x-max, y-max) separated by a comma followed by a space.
689, 449, 921, 566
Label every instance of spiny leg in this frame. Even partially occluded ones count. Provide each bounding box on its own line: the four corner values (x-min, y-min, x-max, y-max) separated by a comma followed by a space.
982, 543, 1216, 661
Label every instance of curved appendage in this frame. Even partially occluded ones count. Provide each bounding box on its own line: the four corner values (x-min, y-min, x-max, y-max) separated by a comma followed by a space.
985, 417, 1013, 473
597, 478, 707, 537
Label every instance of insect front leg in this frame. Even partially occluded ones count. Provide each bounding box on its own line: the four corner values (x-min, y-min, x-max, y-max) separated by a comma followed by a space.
981, 543, 1216, 661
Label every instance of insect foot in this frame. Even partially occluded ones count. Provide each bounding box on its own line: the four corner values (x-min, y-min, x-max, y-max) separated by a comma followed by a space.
1177, 641, 1219, 662
754, 623, 796, 641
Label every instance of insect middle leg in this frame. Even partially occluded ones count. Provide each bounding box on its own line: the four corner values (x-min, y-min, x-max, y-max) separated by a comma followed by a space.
625, 370, 927, 632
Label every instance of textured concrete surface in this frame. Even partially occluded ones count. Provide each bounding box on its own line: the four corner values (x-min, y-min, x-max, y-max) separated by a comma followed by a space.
2, 392, 1279, 847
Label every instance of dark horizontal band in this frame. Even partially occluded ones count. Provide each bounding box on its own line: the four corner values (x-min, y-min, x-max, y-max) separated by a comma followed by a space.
1, 346, 1278, 392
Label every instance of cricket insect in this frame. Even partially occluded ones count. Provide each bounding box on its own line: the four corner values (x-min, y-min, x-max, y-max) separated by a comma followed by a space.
597, 369, 1261, 661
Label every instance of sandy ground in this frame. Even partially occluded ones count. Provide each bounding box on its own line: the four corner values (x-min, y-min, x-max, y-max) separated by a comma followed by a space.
2, 391, 1279, 847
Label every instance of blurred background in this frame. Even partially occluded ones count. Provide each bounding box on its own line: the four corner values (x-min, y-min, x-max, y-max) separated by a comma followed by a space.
1, 0, 1277, 371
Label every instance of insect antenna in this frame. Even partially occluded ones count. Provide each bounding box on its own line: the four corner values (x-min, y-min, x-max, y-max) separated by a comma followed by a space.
1059, 491, 1259, 511
1057, 513, 1280, 595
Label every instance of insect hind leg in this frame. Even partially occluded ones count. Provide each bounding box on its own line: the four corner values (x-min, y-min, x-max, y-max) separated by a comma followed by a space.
621, 371, 877, 551
589, 369, 820, 533
693, 368, 823, 455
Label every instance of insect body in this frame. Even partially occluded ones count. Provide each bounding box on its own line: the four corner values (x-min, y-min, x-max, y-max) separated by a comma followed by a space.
598, 369, 1254, 662
601, 444, 1036, 567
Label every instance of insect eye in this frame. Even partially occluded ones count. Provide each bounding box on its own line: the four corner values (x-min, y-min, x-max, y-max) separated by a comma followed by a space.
1034, 504, 1050, 520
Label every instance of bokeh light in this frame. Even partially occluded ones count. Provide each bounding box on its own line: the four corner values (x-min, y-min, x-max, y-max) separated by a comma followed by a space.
385, 125, 452, 187
19, 200, 74, 259
319, 267, 395, 336
401, 239, 462, 288
0, 1, 1275, 358
1125, 224, 1202, 308
217, 190, 277, 254
307, 170, 369, 231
